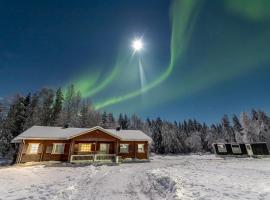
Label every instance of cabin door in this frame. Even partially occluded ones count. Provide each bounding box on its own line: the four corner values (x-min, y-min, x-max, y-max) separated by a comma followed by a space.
100, 143, 110, 154
245, 144, 253, 156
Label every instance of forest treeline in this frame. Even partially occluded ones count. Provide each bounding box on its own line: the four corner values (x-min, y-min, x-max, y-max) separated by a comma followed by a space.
0, 85, 270, 159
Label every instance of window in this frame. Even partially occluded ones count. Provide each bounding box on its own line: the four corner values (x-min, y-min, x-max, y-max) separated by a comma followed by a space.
120, 144, 129, 153
231, 144, 241, 154
217, 144, 227, 153
100, 143, 109, 153
27, 143, 39, 154
79, 143, 91, 152
52, 143, 65, 154
138, 144, 145, 153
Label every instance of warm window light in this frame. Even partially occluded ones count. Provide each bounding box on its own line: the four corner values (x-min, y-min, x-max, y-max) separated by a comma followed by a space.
28, 143, 39, 154
79, 143, 91, 152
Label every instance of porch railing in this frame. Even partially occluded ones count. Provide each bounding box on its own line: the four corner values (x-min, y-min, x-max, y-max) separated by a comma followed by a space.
70, 154, 116, 163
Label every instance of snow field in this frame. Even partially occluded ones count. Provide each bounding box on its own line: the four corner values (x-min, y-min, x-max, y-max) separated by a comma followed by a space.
0, 155, 270, 200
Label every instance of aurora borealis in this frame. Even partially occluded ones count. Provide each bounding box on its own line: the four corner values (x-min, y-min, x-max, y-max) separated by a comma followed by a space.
1, 0, 270, 123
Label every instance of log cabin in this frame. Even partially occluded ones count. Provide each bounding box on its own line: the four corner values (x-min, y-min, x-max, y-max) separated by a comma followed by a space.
11, 126, 152, 164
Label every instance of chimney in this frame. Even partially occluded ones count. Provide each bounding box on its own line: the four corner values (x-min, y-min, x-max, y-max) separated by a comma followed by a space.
116, 126, 121, 131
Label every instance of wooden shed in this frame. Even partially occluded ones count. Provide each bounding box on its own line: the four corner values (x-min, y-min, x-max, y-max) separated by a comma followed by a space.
213, 142, 270, 157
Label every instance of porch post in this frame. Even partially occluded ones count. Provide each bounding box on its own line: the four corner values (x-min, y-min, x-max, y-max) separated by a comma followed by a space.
16, 141, 24, 164
68, 140, 75, 162
147, 141, 150, 160
115, 140, 119, 155
115, 140, 119, 163
133, 141, 136, 160
40, 143, 46, 162
95, 141, 97, 152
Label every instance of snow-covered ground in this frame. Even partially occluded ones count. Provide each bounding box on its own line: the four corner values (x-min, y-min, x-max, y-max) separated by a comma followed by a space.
0, 155, 270, 200
0, 157, 11, 166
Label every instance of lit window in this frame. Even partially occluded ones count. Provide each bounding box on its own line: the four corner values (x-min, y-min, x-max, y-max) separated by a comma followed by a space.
79, 143, 91, 152
52, 143, 65, 154
27, 143, 39, 154
138, 144, 144, 153
120, 144, 129, 153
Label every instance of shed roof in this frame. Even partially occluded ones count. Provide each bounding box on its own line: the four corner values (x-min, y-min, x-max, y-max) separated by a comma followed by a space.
11, 126, 152, 142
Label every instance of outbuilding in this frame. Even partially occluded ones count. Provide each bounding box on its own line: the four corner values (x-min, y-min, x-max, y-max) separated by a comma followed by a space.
213, 142, 270, 157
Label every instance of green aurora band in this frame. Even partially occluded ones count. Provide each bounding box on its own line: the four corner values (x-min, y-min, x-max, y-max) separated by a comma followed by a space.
71, 51, 129, 98
129, 0, 270, 111
93, 0, 202, 110
69, 0, 270, 112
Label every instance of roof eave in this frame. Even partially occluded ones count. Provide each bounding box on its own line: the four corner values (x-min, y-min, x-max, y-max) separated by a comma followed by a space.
120, 139, 152, 142
12, 137, 68, 142
68, 126, 123, 140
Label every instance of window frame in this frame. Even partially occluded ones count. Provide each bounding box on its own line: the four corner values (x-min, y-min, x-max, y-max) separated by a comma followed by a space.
231, 144, 242, 154
217, 144, 227, 153
119, 144, 129, 153
137, 144, 145, 153
27, 143, 40, 154
78, 143, 92, 153
52, 143, 65, 154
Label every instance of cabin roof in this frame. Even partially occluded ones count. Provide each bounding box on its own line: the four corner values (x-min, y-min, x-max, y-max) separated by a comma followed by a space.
11, 126, 152, 142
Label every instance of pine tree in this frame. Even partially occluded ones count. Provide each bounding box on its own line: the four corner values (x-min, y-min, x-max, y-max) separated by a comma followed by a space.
123, 114, 130, 129
24, 93, 39, 129
0, 102, 3, 122
117, 114, 130, 129
51, 88, 64, 125
79, 103, 89, 128
221, 114, 235, 142
38, 88, 55, 126
151, 117, 163, 153
0, 95, 29, 159
101, 111, 108, 128
62, 85, 82, 127
107, 113, 116, 128
130, 114, 143, 130
232, 114, 242, 132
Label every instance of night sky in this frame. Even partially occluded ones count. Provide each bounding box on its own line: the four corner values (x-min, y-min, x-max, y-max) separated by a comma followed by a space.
0, 0, 270, 123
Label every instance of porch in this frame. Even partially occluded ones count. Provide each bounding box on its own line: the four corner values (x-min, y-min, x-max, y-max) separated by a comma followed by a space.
68, 140, 120, 163
70, 154, 119, 163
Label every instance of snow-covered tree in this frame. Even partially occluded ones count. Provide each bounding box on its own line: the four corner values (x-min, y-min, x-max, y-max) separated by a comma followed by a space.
240, 112, 254, 142
107, 113, 116, 129
221, 114, 235, 142
38, 88, 55, 126
150, 118, 163, 153
51, 88, 64, 125
184, 132, 203, 152
118, 113, 130, 130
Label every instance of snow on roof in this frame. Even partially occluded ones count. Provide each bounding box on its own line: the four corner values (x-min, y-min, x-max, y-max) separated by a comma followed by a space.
11, 126, 152, 142
105, 129, 152, 141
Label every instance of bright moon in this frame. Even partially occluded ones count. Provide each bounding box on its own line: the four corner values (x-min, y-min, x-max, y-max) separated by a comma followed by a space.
132, 39, 143, 51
